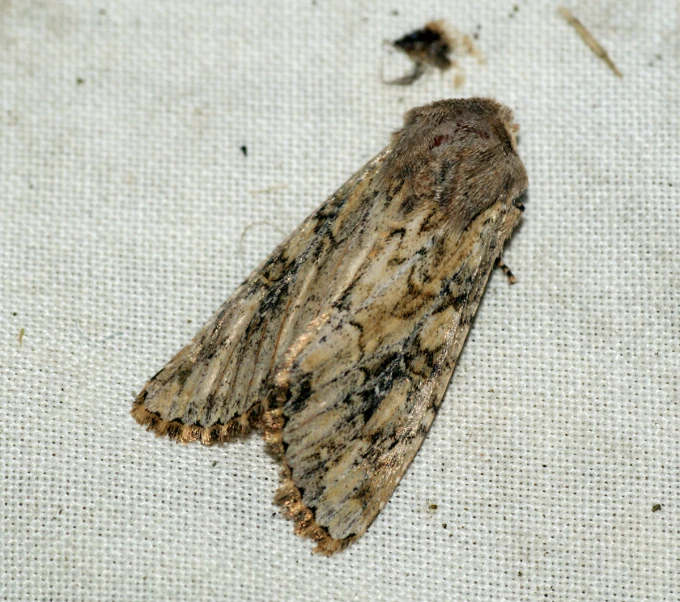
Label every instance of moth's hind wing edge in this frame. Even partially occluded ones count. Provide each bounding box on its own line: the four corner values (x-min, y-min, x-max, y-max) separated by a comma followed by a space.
269, 451, 357, 556
131, 390, 264, 445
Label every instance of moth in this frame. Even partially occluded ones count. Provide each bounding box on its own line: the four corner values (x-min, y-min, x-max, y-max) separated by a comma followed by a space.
132, 97, 528, 555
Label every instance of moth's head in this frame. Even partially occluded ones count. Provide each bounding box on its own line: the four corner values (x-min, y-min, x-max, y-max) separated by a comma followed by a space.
383, 97, 528, 227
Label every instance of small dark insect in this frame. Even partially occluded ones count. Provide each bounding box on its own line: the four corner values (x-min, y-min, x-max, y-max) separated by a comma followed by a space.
389, 20, 452, 85
394, 20, 452, 70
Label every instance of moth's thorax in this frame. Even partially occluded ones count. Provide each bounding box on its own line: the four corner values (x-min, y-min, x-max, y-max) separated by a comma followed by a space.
378, 98, 528, 229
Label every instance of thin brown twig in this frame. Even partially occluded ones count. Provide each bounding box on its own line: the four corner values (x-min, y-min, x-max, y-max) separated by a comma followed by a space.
559, 6, 622, 77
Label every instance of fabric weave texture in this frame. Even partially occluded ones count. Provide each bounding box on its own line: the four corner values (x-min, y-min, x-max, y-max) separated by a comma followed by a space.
1, 1, 678, 600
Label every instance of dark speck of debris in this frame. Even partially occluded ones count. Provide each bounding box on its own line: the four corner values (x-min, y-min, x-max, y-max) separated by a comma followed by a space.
76, 78, 85, 85
394, 21, 451, 69
652, 503, 662, 512
240, 145, 248, 157
429, 503, 438, 510
391, 9, 399, 16
389, 21, 452, 85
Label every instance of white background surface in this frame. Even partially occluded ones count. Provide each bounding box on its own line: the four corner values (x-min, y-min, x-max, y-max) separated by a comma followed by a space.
1, 1, 679, 600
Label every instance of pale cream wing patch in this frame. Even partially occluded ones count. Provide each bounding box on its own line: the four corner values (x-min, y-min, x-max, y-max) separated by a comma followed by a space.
132, 152, 396, 444
267, 200, 519, 555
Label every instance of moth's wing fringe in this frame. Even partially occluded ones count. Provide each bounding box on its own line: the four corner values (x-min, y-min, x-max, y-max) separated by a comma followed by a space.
262, 407, 354, 556
130, 393, 263, 445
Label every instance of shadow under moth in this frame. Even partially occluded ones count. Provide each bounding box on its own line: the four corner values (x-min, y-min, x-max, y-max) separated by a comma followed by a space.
132, 97, 528, 555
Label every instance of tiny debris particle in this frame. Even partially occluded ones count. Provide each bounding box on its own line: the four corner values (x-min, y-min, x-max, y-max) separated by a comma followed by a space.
390, 21, 452, 85
558, 6, 622, 77
240, 145, 248, 157
387, 21, 482, 86
249, 184, 288, 195
76, 77, 85, 85
18, 328, 25, 346
652, 503, 662, 512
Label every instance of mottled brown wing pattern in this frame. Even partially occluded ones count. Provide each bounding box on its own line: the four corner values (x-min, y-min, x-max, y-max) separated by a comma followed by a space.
266, 190, 523, 554
262, 98, 527, 554
132, 98, 528, 555
132, 151, 389, 443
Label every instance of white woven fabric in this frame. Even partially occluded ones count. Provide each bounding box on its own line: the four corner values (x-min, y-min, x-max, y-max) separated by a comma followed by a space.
2, 1, 678, 600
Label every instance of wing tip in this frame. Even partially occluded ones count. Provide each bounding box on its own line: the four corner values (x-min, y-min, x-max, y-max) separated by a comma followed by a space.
263, 406, 355, 556
131, 393, 263, 445
273, 475, 355, 557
